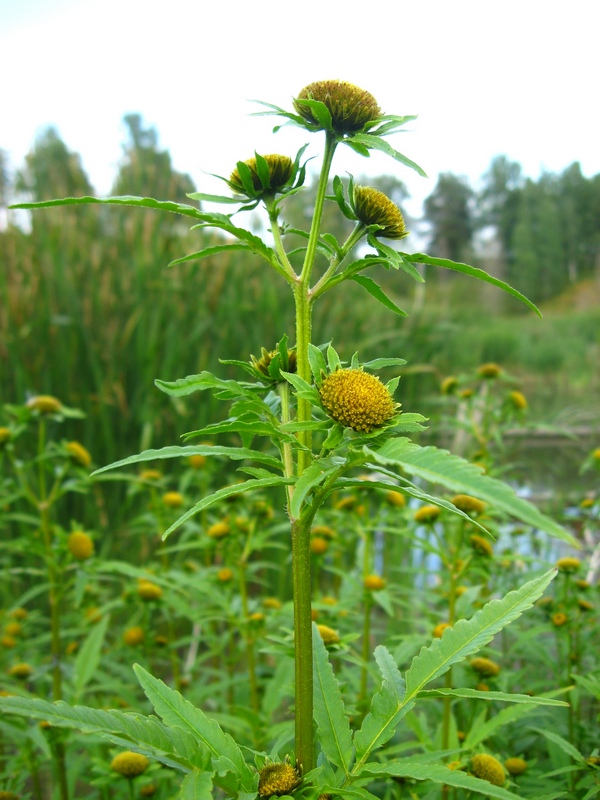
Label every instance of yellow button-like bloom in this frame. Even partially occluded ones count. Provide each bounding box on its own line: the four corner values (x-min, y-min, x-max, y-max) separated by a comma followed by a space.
294, 80, 381, 134
258, 761, 302, 798
67, 531, 94, 561
470, 753, 505, 786
26, 395, 62, 413
66, 441, 92, 468
111, 751, 150, 778
319, 369, 398, 433
353, 185, 408, 240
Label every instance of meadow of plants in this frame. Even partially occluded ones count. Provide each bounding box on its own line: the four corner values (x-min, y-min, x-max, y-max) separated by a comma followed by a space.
1, 80, 599, 800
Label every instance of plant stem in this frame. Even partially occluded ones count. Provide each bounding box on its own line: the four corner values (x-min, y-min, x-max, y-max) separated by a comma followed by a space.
291, 515, 314, 772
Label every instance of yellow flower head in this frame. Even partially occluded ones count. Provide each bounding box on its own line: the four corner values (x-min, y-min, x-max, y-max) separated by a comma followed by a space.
552, 612, 568, 627
1, 636, 16, 648
364, 574, 386, 591
311, 525, 336, 539
217, 567, 234, 582
139, 469, 162, 481
470, 535, 494, 557
123, 626, 144, 646
294, 80, 381, 134
441, 376, 458, 395
188, 454, 206, 469
414, 505, 441, 524
8, 662, 33, 680
385, 490, 406, 508
263, 597, 282, 610
470, 657, 501, 677
207, 521, 230, 539
258, 761, 302, 798
0, 427, 11, 445
433, 622, 451, 638
508, 390, 528, 411
26, 395, 62, 413
317, 624, 340, 646
4, 622, 21, 637
0, 791, 20, 800
477, 363, 501, 379
230, 154, 294, 196
66, 441, 92, 468
505, 757, 527, 776
353, 185, 408, 240
555, 557, 581, 573
137, 580, 163, 601
67, 531, 94, 561
577, 598, 593, 611
470, 753, 505, 786
9, 608, 27, 621
591, 447, 600, 462
110, 751, 150, 778
451, 494, 487, 516
310, 537, 329, 555
162, 491, 184, 509
319, 369, 398, 433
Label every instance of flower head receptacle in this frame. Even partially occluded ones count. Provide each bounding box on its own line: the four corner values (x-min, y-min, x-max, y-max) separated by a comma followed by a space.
294, 80, 381, 135
353, 185, 408, 240
319, 368, 399, 433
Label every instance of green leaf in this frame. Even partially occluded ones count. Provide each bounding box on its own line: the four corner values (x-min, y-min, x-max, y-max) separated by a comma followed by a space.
326, 342, 342, 372
350, 135, 427, 177
404, 570, 556, 700
419, 688, 568, 706
350, 275, 408, 316
351, 571, 555, 772
0, 695, 201, 771
358, 762, 523, 799
280, 371, 321, 405
291, 460, 342, 518
531, 727, 586, 764
134, 665, 256, 792
354, 646, 406, 761
162, 477, 293, 539
404, 252, 541, 316
155, 371, 256, 399
308, 343, 328, 381
179, 770, 214, 800
362, 358, 407, 369
10, 195, 206, 220
184, 418, 295, 445
463, 689, 571, 750
72, 614, 110, 702
312, 623, 355, 774
187, 191, 243, 204
92, 445, 282, 475
169, 244, 251, 267
365, 438, 577, 545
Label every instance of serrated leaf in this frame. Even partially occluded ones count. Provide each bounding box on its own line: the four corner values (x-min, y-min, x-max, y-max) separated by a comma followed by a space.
365, 438, 576, 545
352, 571, 555, 771
462, 689, 571, 750
134, 665, 256, 792
404, 252, 541, 316
354, 646, 406, 761
179, 770, 214, 800
362, 358, 407, 369
358, 761, 523, 799
162, 476, 292, 539
169, 244, 251, 267
184, 418, 295, 445
350, 135, 427, 177
291, 460, 341, 518
92, 445, 282, 476
155, 371, 256, 399
312, 623, 354, 774
419, 688, 568, 706
0, 695, 201, 771
10, 195, 206, 220
72, 614, 110, 702
404, 571, 555, 700
531, 727, 586, 763
350, 275, 408, 316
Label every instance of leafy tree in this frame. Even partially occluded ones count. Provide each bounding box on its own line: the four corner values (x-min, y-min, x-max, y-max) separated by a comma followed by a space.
424, 172, 474, 263
16, 127, 93, 201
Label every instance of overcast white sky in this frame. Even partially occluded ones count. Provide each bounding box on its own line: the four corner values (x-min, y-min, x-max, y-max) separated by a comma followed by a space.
2, 0, 598, 216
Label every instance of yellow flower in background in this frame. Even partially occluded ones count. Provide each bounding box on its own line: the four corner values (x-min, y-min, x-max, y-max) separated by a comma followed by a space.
111, 751, 150, 778
67, 531, 94, 560
414, 505, 441, 524
26, 395, 62, 413
316, 624, 340, 646
162, 491, 183, 508
66, 441, 91, 467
